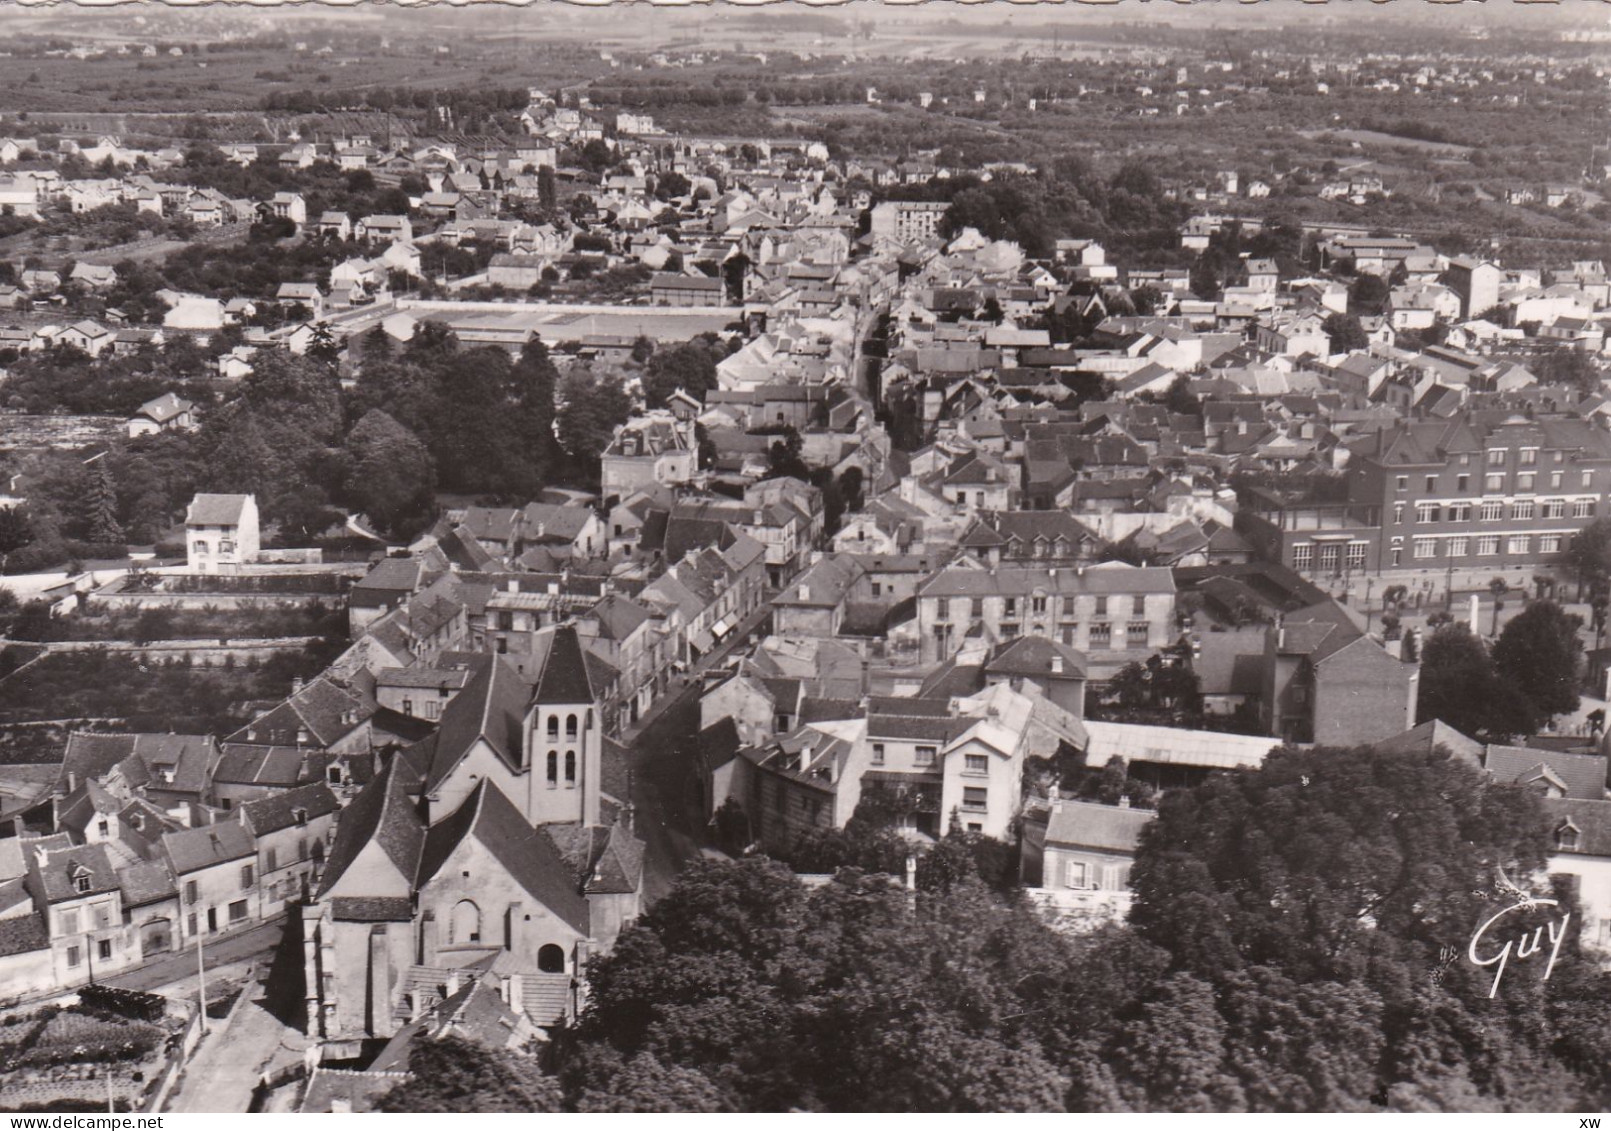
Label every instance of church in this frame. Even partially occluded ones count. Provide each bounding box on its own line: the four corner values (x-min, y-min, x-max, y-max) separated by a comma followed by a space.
301, 626, 645, 1050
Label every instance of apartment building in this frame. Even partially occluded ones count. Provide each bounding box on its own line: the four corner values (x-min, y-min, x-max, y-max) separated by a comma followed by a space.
914, 562, 1177, 677
1239, 413, 1611, 578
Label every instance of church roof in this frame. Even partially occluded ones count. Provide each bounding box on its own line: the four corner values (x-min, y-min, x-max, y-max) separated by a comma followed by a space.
531, 625, 595, 705
416, 780, 591, 935
317, 759, 426, 898
422, 655, 531, 794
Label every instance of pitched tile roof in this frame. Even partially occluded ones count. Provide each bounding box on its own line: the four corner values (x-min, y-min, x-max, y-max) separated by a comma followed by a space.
1485, 745, 1608, 801
420, 655, 530, 794
238, 781, 340, 836
162, 821, 255, 875
417, 781, 591, 935
185, 493, 252, 526
1045, 799, 1155, 853
317, 759, 426, 898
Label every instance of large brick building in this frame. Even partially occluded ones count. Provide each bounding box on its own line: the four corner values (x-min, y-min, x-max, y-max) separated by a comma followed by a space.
1238, 413, 1611, 580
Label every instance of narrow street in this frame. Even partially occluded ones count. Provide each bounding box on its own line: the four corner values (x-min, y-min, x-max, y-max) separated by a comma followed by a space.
106, 914, 287, 996
620, 606, 772, 904
165, 989, 306, 1113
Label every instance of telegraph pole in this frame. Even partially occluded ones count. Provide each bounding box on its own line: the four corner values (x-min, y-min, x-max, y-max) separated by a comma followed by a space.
196, 929, 208, 1033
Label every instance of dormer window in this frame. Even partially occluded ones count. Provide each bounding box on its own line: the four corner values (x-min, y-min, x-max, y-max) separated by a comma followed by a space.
73, 870, 92, 894
1557, 821, 1581, 852
294, 808, 308, 828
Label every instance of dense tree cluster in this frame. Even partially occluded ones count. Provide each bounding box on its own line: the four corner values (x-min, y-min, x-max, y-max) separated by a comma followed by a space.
533, 744, 1611, 1112
1418, 601, 1583, 740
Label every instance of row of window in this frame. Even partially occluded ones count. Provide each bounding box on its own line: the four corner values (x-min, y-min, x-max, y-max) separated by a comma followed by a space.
1291, 542, 1370, 573
182, 866, 256, 906
940, 595, 1150, 620
544, 749, 580, 787
1398, 498, 1595, 524
1394, 449, 1572, 489
191, 540, 236, 555
1412, 534, 1564, 559
932, 622, 1146, 647
64, 938, 115, 968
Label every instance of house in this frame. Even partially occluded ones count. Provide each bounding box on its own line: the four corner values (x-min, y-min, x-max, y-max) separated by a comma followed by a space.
317, 211, 354, 241
236, 781, 341, 913
600, 413, 697, 505
184, 493, 261, 574
161, 820, 260, 943
356, 215, 413, 244
25, 842, 135, 987
650, 273, 725, 308
69, 262, 117, 291
277, 282, 325, 317
915, 562, 1177, 677
265, 191, 307, 227
54, 320, 114, 358
127, 392, 196, 439
1263, 601, 1419, 746
1020, 797, 1154, 925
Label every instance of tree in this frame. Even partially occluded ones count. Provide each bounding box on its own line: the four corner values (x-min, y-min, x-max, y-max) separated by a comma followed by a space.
565, 857, 1074, 1112
374, 1035, 561, 1112
1132, 742, 1550, 984
1566, 518, 1611, 598
1129, 286, 1165, 316
643, 342, 717, 408
343, 409, 437, 540
1348, 274, 1389, 314
556, 369, 632, 469
1493, 599, 1583, 722
763, 426, 808, 481
1416, 622, 1537, 741
84, 460, 124, 545
1322, 312, 1368, 354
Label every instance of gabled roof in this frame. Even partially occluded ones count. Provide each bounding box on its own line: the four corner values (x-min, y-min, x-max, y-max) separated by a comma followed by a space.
1044, 799, 1155, 853
26, 842, 120, 904
985, 635, 1088, 680
238, 780, 341, 835
420, 654, 530, 794
1485, 744, 1607, 801
186, 493, 252, 526
161, 820, 255, 875
317, 758, 426, 898
416, 780, 591, 935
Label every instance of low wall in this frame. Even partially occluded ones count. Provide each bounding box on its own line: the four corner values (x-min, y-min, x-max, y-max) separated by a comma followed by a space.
43, 638, 318, 665
90, 590, 346, 612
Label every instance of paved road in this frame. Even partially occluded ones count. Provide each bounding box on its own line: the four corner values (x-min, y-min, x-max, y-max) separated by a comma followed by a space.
620, 605, 773, 904
106, 914, 287, 996
166, 989, 306, 1114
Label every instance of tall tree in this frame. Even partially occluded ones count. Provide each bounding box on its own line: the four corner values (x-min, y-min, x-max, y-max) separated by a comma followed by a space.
1417, 622, 1537, 741
343, 409, 437, 540
1493, 599, 1583, 721
84, 460, 124, 545
556, 369, 632, 470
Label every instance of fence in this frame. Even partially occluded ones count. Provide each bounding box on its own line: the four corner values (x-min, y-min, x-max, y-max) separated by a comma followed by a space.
143, 1005, 204, 1114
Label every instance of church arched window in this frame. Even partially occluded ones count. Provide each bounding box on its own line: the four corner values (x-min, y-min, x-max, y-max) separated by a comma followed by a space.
450, 899, 481, 945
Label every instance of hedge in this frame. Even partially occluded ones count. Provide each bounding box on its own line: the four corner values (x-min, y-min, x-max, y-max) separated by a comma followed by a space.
78, 983, 167, 1024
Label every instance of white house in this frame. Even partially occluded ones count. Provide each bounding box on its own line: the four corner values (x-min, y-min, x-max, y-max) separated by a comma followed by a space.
184, 493, 260, 574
